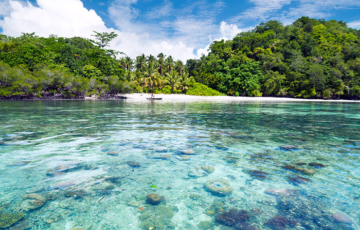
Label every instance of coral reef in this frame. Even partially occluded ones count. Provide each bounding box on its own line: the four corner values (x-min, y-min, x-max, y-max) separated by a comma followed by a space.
127, 161, 140, 167
235, 222, 258, 230
283, 165, 315, 175
188, 167, 208, 177
139, 205, 177, 230
146, 194, 164, 205
215, 209, 250, 227
280, 145, 298, 150
0, 211, 24, 229
247, 170, 267, 179
287, 176, 311, 185
308, 162, 326, 168
205, 179, 233, 196
265, 216, 289, 230
21, 193, 47, 210
201, 166, 215, 173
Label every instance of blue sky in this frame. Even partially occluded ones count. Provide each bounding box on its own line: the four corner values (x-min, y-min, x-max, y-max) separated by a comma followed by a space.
1, 0, 360, 61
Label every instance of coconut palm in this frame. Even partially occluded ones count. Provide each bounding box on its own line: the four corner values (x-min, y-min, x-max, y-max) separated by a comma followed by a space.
143, 63, 162, 97
165, 56, 174, 73
175, 60, 184, 76
135, 54, 146, 71
157, 56, 166, 76
124, 56, 134, 71
147, 54, 156, 65
165, 70, 181, 93
179, 71, 195, 93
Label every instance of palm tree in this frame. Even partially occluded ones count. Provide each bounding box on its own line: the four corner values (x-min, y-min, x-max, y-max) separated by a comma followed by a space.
179, 71, 195, 93
143, 63, 162, 97
165, 56, 174, 73
135, 54, 146, 71
165, 70, 181, 93
175, 60, 184, 76
147, 54, 156, 65
157, 53, 166, 59
124, 56, 134, 71
157, 56, 166, 76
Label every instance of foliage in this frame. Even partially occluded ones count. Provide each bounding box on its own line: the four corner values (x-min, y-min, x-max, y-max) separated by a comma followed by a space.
187, 17, 360, 99
186, 83, 224, 96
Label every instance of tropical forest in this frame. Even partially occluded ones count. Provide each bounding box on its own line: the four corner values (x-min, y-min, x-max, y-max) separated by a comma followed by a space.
1, 17, 360, 99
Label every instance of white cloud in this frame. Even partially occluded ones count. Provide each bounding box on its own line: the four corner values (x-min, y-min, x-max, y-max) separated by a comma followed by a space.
0, 0, 106, 38
0, 0, 198, 61
0, 0, 12, 17
348, 19, 360, 29
231, 0, 360, 26
145, 1, 173, 20
220, 21, 242, 39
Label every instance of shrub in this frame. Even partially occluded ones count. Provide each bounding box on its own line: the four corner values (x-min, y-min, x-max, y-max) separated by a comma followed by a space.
186, 83, 225, 96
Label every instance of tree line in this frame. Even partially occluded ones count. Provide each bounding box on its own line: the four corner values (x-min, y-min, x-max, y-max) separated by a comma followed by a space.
0, 31, 220, 98
1, 17, 360, 99
186, 17, 360, 99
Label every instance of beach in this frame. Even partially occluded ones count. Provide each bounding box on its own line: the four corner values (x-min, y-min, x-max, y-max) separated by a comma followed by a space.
121, 93, 360, 103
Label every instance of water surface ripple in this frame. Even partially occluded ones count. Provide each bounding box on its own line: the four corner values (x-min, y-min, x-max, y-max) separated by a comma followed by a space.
0, 101, 359, 230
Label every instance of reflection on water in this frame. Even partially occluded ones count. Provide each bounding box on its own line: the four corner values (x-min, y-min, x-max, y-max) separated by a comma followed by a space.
0, 100, 359, 230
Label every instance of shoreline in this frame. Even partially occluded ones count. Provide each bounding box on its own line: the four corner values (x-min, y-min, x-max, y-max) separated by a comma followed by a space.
1, 93, 360, 102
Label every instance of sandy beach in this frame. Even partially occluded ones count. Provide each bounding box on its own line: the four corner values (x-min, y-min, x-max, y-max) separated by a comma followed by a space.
121, 93, 360, 103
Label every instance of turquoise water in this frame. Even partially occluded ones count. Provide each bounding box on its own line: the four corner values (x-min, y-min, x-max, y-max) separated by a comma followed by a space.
0, 101, 359, 230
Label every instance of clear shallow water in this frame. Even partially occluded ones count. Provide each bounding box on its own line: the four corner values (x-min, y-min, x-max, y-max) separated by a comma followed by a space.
0, 101, 360, 230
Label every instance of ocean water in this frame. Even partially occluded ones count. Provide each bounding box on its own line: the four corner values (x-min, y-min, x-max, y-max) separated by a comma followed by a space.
0, 100, 359, 230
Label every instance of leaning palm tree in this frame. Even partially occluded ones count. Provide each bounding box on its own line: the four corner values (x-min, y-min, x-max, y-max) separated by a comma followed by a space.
143, 63, 162, 97
179, 71, 195, 93
165, 70, 181, 94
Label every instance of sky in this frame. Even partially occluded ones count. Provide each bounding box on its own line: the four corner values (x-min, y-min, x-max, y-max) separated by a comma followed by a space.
0, 0, 360, 61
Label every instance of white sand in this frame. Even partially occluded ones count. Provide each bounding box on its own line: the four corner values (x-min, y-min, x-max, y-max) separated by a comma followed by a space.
122, 93, 360, 103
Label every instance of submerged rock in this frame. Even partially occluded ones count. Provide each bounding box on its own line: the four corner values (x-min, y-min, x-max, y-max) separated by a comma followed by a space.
0, 212, 24, 229
52, 179, 76, 189
205, 179, 233, 196
127, 161, 140, 167
265, 216, 296, 230
188, 167, 208, 178
308, 162, 326, 168
175, 155, 190, 161
201, 166, 215, 173
21, 193, 47, 210
146, 193, 164, 205
280, 145, 298, 150
197, 221, 212, 229
107, 151, 118, 156
265, 189, 297, 196
287, 176, 311, 185
283, 165, 315, 175
181, 149, 195, 155
64, 189, 87, 198
247, 170, 267, 179
216, 209, 250, 227
332, 213, 353, 224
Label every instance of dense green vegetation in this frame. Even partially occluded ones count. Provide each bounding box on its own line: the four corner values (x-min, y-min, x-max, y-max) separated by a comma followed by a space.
0, 32, 206, 98
1, 17, 360, 99
187, 17, 360, 99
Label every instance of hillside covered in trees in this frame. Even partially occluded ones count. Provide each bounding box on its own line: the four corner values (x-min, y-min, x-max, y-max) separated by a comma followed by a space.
0, 17, 360, 99
188, 17, 360, 99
